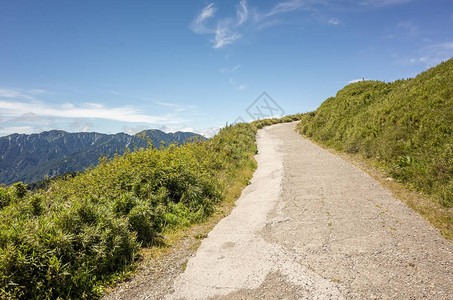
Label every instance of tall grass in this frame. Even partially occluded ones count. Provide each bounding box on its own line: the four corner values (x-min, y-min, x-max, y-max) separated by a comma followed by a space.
0, 123, 257, 299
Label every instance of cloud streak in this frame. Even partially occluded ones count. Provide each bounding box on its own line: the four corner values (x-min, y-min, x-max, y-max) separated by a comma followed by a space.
191, 0, 306, 49
0, 100, 184, 124
0, 126, 34, 135
360, 0, 412, 7
191, 3, 217, 34
328, 18, 341, 25
409, 42, 453, 66
159, 124, 221, 138
190, 0, 416, 48
265, 0, 306, 17
220, 65, 241, 73
0, 88, 37, 100
0, 88, 194, 135
347, 78, 370, 83
237, 0, 248, 25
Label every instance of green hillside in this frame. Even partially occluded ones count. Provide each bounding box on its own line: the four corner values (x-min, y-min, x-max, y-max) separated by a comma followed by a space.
0, 123, 257, 299
297, 58, 453, 223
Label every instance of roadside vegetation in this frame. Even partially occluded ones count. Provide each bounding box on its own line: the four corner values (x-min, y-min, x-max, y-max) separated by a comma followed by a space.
0, 123, 258, 299
0, 114, 303, 299
297, 58, 453, 237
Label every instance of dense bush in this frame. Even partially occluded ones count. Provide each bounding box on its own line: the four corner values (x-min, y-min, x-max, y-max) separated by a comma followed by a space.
0, 123, 257, 299
297, 58, 453, 207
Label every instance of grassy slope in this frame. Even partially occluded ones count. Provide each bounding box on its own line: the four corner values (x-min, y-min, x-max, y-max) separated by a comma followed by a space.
0, 114, 304, 299
297, 58, 453, 235
0, 124, 258, 299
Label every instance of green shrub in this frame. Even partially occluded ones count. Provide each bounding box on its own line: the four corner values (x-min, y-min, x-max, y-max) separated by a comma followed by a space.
127, 200, 163, 245
12, 182, 27, 200
0, 188, 11, 209
0, 122, 258, 298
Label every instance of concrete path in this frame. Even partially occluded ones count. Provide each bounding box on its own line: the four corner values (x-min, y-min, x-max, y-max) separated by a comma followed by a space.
166, 122, 453, 299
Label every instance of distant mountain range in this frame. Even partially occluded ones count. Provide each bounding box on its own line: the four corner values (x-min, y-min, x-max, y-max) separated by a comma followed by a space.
0, 129, 205, 186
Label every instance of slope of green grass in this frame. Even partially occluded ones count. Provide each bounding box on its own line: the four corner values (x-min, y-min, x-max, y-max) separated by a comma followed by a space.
297, 58, 453, 208
0, 123, 257, 299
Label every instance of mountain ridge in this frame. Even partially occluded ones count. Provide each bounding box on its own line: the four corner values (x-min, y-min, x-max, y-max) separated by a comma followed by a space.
0, 129, 205, 185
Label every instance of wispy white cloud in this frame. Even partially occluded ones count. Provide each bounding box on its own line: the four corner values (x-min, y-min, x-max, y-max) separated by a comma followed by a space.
0, 88, 189, 136
191, 2, 242, 48
0, 88, 36, 100
191, 3, 217, 34
0, 126, 35, 136
255, 19, 283, 30
159, 124, 195, 134
360, 0, 412, 7
213, 0, 248, 48
347, 78, 369, 83
109, 90, 123, 96
384, 21, 418, 39
265, 0, 306, 17
252, 0, 318, 24
396, 21, 417, 37
197, 126, 221, 138
70, 120, 94, 132
155, 101, 197, 113
0, 99, 184, 124
227, 77, 247, 91
29, 89, 47, 95
407, 42, 453, 66
232, 65, 242, 72
220, 64, 241, 73
156, 101, 178, 108
214, 27, 242, 48
11, 112, 42, 123
159, 125, 220, 138
328, 18, 341, 25
191, 0, 307, 49
0, 88, 205, 136
237, 0, 248, 25
190, 0, 417, 48
432, 42, 453, 50
122, 125, 149, 135
110, 91, 198, 114
199, 3, 217, 21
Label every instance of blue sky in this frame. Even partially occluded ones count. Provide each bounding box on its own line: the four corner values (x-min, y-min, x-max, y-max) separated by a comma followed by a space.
1, 0, 452, 137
